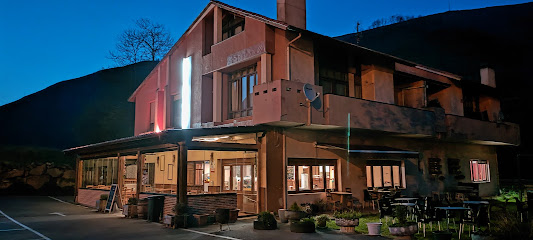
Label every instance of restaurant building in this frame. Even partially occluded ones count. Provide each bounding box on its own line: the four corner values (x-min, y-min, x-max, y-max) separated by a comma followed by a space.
65, 0, 520, 215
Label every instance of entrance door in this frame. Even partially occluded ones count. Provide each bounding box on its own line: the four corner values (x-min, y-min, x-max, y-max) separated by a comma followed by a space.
222, 159, 257, 213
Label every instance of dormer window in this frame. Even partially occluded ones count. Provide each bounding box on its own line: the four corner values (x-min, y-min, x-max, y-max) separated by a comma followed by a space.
222, 14, 244, 40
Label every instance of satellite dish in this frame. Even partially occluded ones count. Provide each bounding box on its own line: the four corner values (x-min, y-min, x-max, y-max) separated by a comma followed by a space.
303, 83, 322, 110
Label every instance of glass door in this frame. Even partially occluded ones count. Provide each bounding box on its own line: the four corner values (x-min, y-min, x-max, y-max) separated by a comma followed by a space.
222, 159, 257, 213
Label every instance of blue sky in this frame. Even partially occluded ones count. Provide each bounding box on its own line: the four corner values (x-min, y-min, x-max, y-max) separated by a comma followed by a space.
0, 0, 531, 106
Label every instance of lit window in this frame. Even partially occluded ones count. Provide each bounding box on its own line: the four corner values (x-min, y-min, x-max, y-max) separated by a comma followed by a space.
287, 161, 336, 193
228, 65, 257, 119
299, 166, 310, 190
312, 166, 324, 190
470, 160, 490, 183
366, 160, 404, 188
149, 101, 155, 131
326, 166, 335, 190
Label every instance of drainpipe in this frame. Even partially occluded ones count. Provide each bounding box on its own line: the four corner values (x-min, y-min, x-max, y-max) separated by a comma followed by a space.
287, 33, 302, 81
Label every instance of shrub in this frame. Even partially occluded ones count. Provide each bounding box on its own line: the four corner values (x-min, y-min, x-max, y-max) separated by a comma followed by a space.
172, 203, 189, 215
492, 210, 533, 239
257, 212, 277, 228
288, 202, 301, 212
100, 194, 109, 200
300, 217, 315, 224
315, 214, 329, 227
127, 197, 138, 205
390, 206, 415, 227
333, 210, 362, 220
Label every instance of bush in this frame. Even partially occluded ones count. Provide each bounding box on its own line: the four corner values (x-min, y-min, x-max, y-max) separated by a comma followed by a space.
390, 206, 415, 227
300, 217, 315, 224
492, 210, 533, 239
333, 210, 362, 220
288, 202, 301, 212
100, 194, 109, 200
127, 197, 138, 205
257, 212, 277, 229
315, 214, 329, 227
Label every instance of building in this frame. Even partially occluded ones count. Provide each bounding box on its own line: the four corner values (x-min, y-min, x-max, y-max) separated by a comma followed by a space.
65, 0, 520, 216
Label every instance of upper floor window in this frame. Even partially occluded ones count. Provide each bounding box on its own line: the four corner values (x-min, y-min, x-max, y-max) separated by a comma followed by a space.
470, 160, 490, 183
149, 101, 155, 132
222, 14, 244, 41
319, 67, 354, 97
170, 96, 181, 129
366, 160, 404, 188
229, 65, 257, 119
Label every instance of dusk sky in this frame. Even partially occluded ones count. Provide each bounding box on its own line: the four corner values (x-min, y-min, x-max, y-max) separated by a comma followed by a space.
1, 0, 531, 106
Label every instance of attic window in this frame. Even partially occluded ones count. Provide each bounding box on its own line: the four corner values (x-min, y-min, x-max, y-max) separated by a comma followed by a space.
222, 13, 245, 41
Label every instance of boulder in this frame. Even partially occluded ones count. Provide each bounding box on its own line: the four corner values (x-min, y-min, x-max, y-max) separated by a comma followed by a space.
62, 170, 75, 180
47, 168, 64, 178
26, 175, 51, 189
56, 178, 75, 188
29, 164, 47, 176
0, 180, 13, 189
4, 169, 24, 178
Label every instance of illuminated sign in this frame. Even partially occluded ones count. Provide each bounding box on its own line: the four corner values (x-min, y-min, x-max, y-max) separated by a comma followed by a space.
181, 56, 192, 129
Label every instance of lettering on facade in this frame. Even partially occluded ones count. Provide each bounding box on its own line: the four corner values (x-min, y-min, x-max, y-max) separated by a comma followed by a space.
227, 43, 266, 66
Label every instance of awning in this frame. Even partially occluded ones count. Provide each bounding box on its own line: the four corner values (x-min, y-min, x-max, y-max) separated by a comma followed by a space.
315, 143, 419, 159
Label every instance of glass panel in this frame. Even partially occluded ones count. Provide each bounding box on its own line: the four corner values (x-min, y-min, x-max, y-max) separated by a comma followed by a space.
373, 166, 382, 188
248, 74, 255, 109
366, 166, 372, 188
254, 164, 258, 192
243, 165, 252, 191
393, 166, 401, 187
326, 166, 335, 190
232, 165, 241, 191
287, 166, 296, 191
195, 163, 203, 185
383, 166, 392, 187
335, 83, 347, 96
298, 166, 310, 190
241, 76, 247, 110
320, 79, 333, 94
224, 166, 231, 190
187, 163, 195, 185
312, 166, 324, 190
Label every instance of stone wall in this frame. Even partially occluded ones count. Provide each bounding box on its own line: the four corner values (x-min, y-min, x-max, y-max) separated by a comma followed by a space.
0, 162, 75, 195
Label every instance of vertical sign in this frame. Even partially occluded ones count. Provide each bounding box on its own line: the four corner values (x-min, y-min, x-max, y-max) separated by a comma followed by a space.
105, 184, 119, 213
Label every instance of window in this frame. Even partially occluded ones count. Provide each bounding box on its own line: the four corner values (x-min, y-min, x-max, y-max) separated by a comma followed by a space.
287, 159, 336, 193
470, 160, 490, 183
222, 14, 245, 41
187, 162, 204, 186
149, 101, 155, 131
229, 65, 257, 119
82, 158, 118, 189
319, 67, 350, 97
170, 97, 181, 129
366, 160, 404, 188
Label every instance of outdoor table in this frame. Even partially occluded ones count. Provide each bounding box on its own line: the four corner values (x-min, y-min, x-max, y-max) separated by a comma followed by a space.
331, 192, 353, 209
392, 202, 416, 207
394, 197, 418, 203
462, 201, 489, 205
435, 206, 471, 235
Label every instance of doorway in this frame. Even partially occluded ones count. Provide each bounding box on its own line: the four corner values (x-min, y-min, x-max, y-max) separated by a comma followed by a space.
222, 158, 257, 213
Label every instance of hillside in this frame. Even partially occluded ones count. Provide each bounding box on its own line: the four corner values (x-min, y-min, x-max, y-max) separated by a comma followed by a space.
336, 2, 533, 180
0, 61, 158, 150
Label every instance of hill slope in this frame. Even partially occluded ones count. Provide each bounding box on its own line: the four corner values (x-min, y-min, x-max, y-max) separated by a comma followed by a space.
0, 61, 158, 150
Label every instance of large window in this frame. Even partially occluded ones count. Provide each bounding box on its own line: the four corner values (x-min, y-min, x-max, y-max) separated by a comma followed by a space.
222, 13, 245, 41
187, 162, 204, 186
319, 67, 351, 97
366, 160, 404, 188
170, 96, 181, 129
82, 158, 118, 189
470, 160, 490, 183
141, 152, 178, 194
287, 159, 336, 193
229, 65, 257, 119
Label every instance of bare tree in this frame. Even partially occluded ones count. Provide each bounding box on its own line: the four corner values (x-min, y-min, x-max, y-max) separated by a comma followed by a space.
108, 18, 173, 66
368, 15, 419, 30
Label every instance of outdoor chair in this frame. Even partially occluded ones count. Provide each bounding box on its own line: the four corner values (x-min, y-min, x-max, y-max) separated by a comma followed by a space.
326, 190, 341, 212
416, 202, 437, 237
378, 198, 393, 223
515, 197, 528, 222
364, 189, 378, 210
350, 197, 363, 211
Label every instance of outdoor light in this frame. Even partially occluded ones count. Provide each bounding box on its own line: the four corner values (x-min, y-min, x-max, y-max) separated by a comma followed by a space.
181, 56, 192, 129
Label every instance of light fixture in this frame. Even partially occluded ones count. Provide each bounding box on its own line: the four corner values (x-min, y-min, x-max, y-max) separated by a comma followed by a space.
181, 56, 192, 129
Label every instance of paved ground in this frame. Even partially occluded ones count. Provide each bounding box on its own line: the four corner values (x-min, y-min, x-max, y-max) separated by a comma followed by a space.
0, 196, 389, 240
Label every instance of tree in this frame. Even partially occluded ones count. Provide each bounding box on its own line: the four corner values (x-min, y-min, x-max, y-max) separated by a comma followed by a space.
368, 15, 419, 30
108, 18, 173, 66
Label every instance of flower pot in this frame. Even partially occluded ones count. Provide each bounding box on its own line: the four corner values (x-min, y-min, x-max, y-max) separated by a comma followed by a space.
163, 214, 174, 227
367, 222, 382, 236
389, 223, 418, 237
290, 221, 315, 233
471, 233, 495, 240
174, 214, 191, 228
278, 209, 288, 223
432, 231, 452, 240
229, 209, 239, 223
123, 204, 138, 218
284, 210, 303, 221
253, 220, 278, 230
97, 200, 107, 212
335, 218, 359, 233
137, 199, 148, 219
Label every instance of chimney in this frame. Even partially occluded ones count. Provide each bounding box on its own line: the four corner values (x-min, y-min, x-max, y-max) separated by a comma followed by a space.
480, 66, 496, 88
277, 0, 306, 29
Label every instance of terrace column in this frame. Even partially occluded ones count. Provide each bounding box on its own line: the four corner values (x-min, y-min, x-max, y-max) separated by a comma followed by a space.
135, 151, 143, 199
178, 142, 188, 205
117, 153, 124, 207
75, 156, 82, 203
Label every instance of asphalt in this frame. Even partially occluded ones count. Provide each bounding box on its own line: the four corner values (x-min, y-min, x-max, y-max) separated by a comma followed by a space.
0, 196, 389, 240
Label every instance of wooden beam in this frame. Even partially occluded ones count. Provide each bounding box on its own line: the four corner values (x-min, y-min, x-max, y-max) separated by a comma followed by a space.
187, 141, 259, 151
117, 153, 124, 208
136, 151, 142, 199
74, 156, 82, 203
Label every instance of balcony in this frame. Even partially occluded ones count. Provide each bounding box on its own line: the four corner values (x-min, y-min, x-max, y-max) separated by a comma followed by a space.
445, 115, 520, 146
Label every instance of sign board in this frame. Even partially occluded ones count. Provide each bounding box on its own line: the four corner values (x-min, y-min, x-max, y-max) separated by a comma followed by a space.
105, 184, 119, 213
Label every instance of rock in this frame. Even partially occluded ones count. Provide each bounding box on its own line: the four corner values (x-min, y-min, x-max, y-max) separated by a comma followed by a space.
29, 164, 47, 176
26, 175, 51, 189
4, 169, 24, 178
56, 178, 75, 188
0, 181, 13, 189
47, 168, 64, 178
62, 170, 75, 180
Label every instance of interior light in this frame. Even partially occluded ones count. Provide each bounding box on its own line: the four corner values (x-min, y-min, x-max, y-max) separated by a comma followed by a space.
181, 56, 192, 129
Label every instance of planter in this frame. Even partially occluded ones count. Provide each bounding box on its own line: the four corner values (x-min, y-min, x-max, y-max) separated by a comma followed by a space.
253, 220, 278, 230
193, 214, 209, 227
215, 208, 230, 224
284, 210, 304, 221
432, 231, 452, 240
229, 209, 239, 223
335, 218, 359, 233
471, 233, 496, 240
123, 204, 138, 218
96, 200, 107, 212
174, 214, 191, 228
389, 223, 418, 237
137, 199, 148, 219
290, 221, 315, 233
367, 222, 382, 236
163, 214, 174, 227
316, 220, 327, 229
278, 209, 288, 223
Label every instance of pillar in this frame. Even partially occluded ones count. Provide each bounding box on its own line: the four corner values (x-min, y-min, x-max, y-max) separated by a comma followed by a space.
178, 142, 188, 205
361, 65, 395, 104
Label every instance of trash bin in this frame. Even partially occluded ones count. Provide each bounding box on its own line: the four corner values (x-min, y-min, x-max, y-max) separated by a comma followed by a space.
147, 195, 165, 222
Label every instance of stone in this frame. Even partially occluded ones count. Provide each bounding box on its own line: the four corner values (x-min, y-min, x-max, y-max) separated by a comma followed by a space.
29, 164, 47, 176
56, 178, 75, 188
47, 168, 64, 178
0, 181, 13, 189
26, 175, 51, 189
62, 170, 75, 180
4, 169, 24, 178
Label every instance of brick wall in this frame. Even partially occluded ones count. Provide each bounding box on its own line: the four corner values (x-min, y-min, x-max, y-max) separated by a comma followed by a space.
140, 192, 237, 216
78, 188, 109, 208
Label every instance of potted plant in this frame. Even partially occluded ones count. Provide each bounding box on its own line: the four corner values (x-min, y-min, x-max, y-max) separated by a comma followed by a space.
173, 203, 191, 228
285, 202, 304, 221
96, 194, 108, 212
163, 214, 175, 228
253, 211, 278, 230
315, 214, 329, 229
334, 210, 362, 233
290, 217, 315, 233
366, 222, 383, 236
123, 197, 138, 218
388, 206, 418, 238
278, 208, 288, 223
